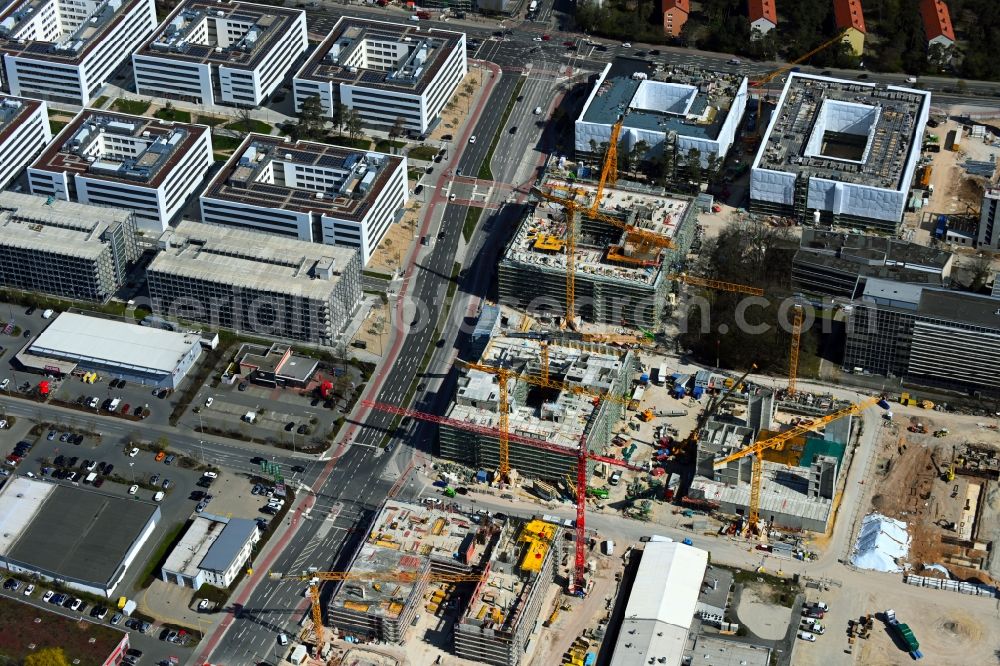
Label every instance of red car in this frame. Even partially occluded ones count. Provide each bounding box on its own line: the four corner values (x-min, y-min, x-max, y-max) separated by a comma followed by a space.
122, 403, 130, 415
541, 34, 550, 41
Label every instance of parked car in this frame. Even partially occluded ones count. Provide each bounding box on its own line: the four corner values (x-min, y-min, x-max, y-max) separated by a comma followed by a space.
128, 447, 139, 457
42, 590, 54, 602
128, 485, 138, 495
110, 613, 123, 625
164, 454, 175, 465
797, 631, 817, 642
155, 451, 166, 462
47, 430, 56, 441
197, 599, 210, 612
23, 584, 34, 596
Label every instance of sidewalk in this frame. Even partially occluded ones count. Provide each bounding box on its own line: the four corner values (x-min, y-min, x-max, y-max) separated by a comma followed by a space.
193, 59, 505, 666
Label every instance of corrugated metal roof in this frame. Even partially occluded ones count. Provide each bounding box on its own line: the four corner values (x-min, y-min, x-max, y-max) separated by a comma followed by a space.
199, 518, 257, 572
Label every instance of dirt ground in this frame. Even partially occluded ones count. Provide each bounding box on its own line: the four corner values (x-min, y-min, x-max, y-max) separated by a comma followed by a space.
367, 205, 420, 275
867, 408, 999, 584
351, 298, 390, 358
736, 583, 790, 640
857, 603, 992, 666
428, 68, 484, 142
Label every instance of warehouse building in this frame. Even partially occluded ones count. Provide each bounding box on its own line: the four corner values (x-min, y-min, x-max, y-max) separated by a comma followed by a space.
147, 220, 362, 344
843, 278, 1000, 395
199, 135, 406, 263
161, 514, 260, 590
499, 176, 695, 328
27, 110, 213, 232
610, 540, 708, 666
133, 0, 307, 107
0, 192, 139, 302
0, 95, 51, 189
0, 476, 160, 598
791, 229, 953, 298
439, 336, 635, 481
575, 57, 748, 165
23, 311, 203, 387
328, 500, 494, 644
750, 73, 930, 233
293, 17, 466, 135
0, 0, 157, 105
453, 518, 558, 666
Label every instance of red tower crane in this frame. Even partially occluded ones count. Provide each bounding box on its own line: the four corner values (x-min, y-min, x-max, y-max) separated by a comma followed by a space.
360, 400, 642, 595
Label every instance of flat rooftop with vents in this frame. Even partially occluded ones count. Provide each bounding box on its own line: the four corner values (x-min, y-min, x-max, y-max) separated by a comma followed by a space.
576, 57, 748, 164
200, 134, 407, 263
133, 0, 307, 106
0, 0, 157, 105
293, 16, 466, 134
0, 95, 51, 189
750, 73, 930, 230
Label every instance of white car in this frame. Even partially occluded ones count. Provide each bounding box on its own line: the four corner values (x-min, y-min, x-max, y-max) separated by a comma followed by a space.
533, 36, 542, 42
0, 379, 8, 390
69, 598, 83, 611
202, 471, 218, 479
469, 135, 476, 144
42, 590, 54, 602
449, 193, 456, 201
0, 420, 7, 429
621, 42, 631, 48
128, 484, 138, 495
205, 397, 214, 407
277, 633, 289, 646
23, 584, 34, 596
813, 601, 829, 611
197, 599, 210, 612
797, 631, 817, 642
128, 447, 139, 458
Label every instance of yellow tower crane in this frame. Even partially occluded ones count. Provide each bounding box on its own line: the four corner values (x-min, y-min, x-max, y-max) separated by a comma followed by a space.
269, 569, 487, 647
713, 396, 883, 534
788, 304, 803, 396
668, 273, 765, 296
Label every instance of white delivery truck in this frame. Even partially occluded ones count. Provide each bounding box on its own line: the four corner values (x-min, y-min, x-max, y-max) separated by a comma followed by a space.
601, 540, 615, 556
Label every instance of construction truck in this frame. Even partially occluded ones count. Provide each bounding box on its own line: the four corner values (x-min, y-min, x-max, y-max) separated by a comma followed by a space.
885, 609, 922, 659
637, 409, 654, 422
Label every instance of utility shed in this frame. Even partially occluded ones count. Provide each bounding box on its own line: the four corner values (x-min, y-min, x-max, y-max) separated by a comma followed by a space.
610, 541, 709, 666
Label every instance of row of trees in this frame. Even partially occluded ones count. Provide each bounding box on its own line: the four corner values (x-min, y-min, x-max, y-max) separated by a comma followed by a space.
575, 0, 674, 45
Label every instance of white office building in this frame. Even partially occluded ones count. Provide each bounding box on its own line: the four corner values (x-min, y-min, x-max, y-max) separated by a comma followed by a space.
0, 0, 157, 105
133, 0, 307, 107
575, 57, 748, 166
27, 110, 213, 232
750, 73, 930, 233
161, 514, 260, 590
293, 17, 466, 135
0, 95, 50, 189
199, 134, 407, 263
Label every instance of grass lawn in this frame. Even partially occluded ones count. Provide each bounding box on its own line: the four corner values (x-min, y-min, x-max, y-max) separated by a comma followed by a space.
49, 120, 68, 135
214, 152, 232, 162
112, 98, 151, 115
407, 145, 439, 161
326, 135, 372, 150
92, 95, 109, 108
407, 168, 424, 183
155, 107, 192, 123
462, 206, 482, 242
225, 118, 272, 134
374, 138, 406, 153
196, 115, 228, 127
212, 135, 243, 151
0, 595, 126, 664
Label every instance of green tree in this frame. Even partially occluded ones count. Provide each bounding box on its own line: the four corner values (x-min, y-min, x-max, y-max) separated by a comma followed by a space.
331, 102, 347, 136
24, 647, 70, 666
682, 147, 702, 186
295, 96, 326, 141
345, 109, 364, 140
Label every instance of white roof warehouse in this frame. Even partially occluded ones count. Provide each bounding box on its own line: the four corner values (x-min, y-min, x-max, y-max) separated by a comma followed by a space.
25, 312, 203, 388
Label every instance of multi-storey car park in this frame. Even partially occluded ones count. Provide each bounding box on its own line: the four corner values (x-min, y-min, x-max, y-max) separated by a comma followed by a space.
0, 191, 138, 302
0, 0, 157, 105
575, 56, 748, 165
750, 73, 930, 233
439, 336, 635, 482
26, 109, 213, 232
0, 95, 50, 189
132, 0, 307, 107
293, 16, 466, 135
147, 220, 362, 345
199, 134, 407, 263
499, 176, 696, 328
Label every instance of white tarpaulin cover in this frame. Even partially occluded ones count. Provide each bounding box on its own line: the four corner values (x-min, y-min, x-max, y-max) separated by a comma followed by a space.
850, 513, 910, 572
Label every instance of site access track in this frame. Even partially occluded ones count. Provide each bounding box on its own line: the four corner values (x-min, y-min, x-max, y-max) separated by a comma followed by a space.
193, 60, 503, 665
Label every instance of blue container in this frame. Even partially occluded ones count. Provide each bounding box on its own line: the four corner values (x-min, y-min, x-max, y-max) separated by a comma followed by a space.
877, 399, 890, 410
640, 373, 650, 384
476, 470, 487, 483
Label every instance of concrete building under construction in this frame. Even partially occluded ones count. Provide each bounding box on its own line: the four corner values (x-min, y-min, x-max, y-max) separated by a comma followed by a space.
498, 176, 697, 328
438, 336, 635, 482
326, 500, 493, 643
453, 518, 558, 666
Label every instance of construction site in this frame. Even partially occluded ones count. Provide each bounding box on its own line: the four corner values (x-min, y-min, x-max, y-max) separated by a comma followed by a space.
497, 174, 697, 328
865, 402, 1000, 586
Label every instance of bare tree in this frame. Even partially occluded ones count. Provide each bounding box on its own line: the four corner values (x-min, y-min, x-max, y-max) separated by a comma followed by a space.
346, 110, 364, 141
